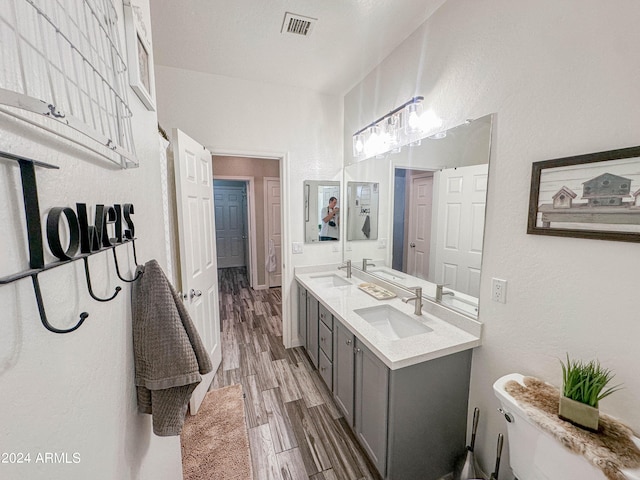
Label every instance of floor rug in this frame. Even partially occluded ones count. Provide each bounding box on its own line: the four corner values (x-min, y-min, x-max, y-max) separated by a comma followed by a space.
181, 384, 252, 480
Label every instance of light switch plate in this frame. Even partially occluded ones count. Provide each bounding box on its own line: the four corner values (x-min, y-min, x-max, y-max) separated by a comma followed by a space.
292, 242, 303, 254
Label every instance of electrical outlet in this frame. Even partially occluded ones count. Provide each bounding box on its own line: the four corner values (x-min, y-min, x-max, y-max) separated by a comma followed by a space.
292, 242, 303, 254
332, 243, 340, 252
492, 278, 507, 303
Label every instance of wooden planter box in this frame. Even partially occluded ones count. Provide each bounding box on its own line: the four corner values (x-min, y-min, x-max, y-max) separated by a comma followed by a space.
558, 396, 599, 431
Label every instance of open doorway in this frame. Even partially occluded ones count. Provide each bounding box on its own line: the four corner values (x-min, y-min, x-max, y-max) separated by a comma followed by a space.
212, 156, 281, 290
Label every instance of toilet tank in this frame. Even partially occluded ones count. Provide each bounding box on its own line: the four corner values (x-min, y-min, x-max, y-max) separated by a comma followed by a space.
493, 373, 640, 480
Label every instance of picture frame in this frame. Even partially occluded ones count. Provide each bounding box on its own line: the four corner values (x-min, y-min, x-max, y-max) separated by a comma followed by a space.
527, 145, 640, 242
123, 3, 155, 111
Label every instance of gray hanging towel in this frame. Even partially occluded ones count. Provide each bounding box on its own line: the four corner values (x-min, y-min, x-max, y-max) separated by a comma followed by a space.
132, 259, 213, 436
362, 214, 371, 238
266, 238, 277, 273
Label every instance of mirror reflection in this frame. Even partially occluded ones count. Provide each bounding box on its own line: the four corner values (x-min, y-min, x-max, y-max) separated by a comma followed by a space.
343, 114, 493, 317
346, 181, 379, 240
304, 180, 341, 243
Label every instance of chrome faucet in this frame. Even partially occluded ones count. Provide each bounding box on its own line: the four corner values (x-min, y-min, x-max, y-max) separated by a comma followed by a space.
402, 287, 423, 316
435, 284, 454, 302
362, 258, 375, 272
338, 259, 352, 278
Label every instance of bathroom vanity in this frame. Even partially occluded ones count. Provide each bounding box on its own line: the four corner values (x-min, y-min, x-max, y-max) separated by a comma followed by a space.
295, 265, 482, 480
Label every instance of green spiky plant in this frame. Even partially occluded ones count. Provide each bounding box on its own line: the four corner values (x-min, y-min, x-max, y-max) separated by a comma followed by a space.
560, 354, 622, 408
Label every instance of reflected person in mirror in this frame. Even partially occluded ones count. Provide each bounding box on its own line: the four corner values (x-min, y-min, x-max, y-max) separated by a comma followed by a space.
319, 197, 340, 241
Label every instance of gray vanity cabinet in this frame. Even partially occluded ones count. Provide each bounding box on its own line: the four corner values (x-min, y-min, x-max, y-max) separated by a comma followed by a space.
333, 321, 389, 475
332, 318, 472, 480
298, 285, 472, 480
318, 304, 333, 388
333, 321, 355, 425
297, 285, 307, 348
306, 293, 319, 368
355, 339, 389, 476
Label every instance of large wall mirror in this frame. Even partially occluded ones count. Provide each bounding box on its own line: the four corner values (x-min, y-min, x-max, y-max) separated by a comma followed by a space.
304, 180, 341, 243
343, 114, 494, 317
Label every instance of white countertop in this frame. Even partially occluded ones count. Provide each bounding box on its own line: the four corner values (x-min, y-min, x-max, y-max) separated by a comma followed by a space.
295, 264, 482, 370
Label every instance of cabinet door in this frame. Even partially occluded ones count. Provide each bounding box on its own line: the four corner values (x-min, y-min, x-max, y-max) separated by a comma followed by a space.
333, 321, 355, 426
306, 294, 319, 368
298, 285, 307, 348
355, 339, 389, 476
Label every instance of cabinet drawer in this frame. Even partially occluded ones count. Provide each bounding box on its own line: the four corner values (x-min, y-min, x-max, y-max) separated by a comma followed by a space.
319, 304, 333, 330
319, 320, 333, 360
319, 350, 333, 390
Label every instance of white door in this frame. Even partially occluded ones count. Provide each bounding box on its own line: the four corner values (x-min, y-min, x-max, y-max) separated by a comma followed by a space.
214, 184, 246, 268
173, 128, 221, 414
241, 185, 251, 283
265, 177, 282, 287
432, 164, 488, 297
407, 173, 434, 279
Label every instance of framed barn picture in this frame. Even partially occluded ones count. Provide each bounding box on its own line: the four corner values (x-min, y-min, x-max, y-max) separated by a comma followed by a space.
527, 145, 640, 242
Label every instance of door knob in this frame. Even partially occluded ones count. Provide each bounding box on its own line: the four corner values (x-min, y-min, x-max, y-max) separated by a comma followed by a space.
346, 339, 352, 345
409, 242, 416, 248
189, 288, 202, 299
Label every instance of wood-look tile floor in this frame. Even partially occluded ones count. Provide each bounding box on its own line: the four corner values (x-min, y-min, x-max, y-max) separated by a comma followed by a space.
210, 267, 382, 480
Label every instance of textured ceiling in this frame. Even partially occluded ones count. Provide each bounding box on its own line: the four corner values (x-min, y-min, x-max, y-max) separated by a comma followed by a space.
149, 0, 446, 95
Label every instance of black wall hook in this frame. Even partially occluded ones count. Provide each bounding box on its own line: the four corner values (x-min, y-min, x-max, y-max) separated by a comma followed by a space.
31, 273, 89, 334
0, 150, 140, 334
83, 256, 121, 302
112, 241, 142, 282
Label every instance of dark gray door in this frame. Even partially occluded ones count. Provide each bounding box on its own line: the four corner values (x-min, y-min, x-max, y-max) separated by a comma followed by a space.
298, 286, 307, 348
306, 294, 319, 368
355, 339, 389, 476
333, 321, 355, 425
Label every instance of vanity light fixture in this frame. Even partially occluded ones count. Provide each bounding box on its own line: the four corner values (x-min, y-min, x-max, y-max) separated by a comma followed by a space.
352, 96, 445, 160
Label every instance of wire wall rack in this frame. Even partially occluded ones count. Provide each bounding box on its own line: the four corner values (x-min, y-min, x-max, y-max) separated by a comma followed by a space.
0, 0, 139, 168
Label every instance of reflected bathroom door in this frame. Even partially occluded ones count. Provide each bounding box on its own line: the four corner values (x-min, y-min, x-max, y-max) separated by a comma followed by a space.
433, 164, 488, 296
407, 173, 434, 279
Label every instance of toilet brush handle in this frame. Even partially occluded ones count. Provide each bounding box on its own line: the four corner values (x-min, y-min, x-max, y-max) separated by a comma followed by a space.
490, 433, 504, 480
469, 407, 480, 451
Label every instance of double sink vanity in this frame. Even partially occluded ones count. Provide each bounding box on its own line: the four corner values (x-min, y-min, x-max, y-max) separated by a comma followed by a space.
296, 113, 493, 478
295, 263, 482, 480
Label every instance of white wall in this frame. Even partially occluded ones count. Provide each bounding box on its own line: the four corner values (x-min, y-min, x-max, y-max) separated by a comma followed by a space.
344, 0, 640, 476
154, 65, 344, 346
0, 1, 182, 478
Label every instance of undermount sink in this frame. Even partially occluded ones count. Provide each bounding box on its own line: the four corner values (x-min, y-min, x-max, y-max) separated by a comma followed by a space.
354, 305, 433, 340
309, 274, 352, 287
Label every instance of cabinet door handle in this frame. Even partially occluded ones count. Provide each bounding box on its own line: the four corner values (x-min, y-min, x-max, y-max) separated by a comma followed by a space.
346, 339, 352, 345
320, 337, 325, 342
355, 347, 362, 354
320, 366, 326, 372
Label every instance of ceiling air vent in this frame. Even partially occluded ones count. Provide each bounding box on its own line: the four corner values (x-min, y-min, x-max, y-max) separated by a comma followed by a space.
281, 12, 316, 37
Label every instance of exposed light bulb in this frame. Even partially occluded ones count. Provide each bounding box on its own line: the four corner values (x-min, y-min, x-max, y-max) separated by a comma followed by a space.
404, 101, 423, 135
419, 109, 443, 134
352, 133, 365, 157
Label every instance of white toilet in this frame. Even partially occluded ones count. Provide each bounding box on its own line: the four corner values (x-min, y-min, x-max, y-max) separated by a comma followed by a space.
493, 373, 640, 480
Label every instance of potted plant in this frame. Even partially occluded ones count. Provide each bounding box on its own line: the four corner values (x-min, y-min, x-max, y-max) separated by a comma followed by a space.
559, 354, 622, 431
